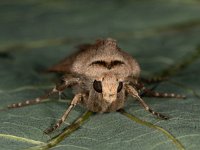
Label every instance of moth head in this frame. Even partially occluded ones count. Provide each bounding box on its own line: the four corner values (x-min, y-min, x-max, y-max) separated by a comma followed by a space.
93, 73, 123, 103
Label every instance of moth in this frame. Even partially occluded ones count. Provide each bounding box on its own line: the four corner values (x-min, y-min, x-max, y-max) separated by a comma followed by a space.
4, 38, 185, 134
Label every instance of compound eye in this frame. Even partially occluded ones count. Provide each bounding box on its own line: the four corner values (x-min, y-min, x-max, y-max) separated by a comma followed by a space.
93, 80, 102, 93
117, 82, 123, 93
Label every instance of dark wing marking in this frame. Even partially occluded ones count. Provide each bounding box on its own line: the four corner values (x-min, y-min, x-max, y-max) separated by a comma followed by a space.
47, 39, 121, 73
110, 60, 124, 68
90, 61, 108, 68
90, 60, 125, 70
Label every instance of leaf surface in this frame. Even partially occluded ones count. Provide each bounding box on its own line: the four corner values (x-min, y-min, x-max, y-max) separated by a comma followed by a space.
0, 0, 200, 150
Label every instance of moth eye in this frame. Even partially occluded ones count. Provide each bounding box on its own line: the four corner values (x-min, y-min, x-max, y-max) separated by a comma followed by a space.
117, 82, 123, 93
93, 80, 102, 93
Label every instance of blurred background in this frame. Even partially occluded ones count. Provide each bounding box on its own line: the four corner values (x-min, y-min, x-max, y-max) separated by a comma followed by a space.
0, 0, 200, 79
0, 0, 200, 150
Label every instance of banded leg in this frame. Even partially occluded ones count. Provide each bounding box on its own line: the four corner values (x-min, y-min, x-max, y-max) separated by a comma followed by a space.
140, 77, 168, 84
5, 76, 80, 110
126, 77, 185, 99
7, 87, 59, 109
125, 84, 169, 120
140, 86, 186, 99
44, 93, 82, 134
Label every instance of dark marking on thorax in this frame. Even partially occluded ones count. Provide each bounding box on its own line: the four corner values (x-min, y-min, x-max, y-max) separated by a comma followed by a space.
90, 60, 125, 70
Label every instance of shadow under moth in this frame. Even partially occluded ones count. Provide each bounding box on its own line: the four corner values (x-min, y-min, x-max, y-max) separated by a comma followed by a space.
2, 38, 185, 134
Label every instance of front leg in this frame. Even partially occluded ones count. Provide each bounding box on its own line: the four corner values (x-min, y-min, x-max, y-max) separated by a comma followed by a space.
125, 84, 169, 120
44, 93, 83, 134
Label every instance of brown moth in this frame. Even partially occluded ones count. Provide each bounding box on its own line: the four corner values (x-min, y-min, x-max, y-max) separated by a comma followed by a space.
5, 38, 185, 134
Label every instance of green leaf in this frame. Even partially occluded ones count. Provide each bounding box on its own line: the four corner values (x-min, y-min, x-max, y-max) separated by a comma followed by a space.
0, 0, 200, 150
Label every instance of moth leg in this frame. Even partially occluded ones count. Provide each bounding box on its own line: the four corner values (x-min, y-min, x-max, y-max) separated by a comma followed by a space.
44, 93, 83, 134
6, 76, 80, 110
140, 77, 168, 84
130, 80, 186, 99
58, 91, 62, 100
125, 84, 169, 120
6, 87, 60, 110
141, 86, 186, 99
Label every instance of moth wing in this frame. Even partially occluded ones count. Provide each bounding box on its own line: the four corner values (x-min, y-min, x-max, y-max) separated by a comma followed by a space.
47, 44, 92, 73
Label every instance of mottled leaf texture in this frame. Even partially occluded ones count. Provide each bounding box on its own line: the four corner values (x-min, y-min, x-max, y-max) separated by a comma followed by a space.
0, 0, 200, 150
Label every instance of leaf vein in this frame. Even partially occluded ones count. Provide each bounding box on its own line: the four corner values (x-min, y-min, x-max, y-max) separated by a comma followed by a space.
0, 133, 45, 145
